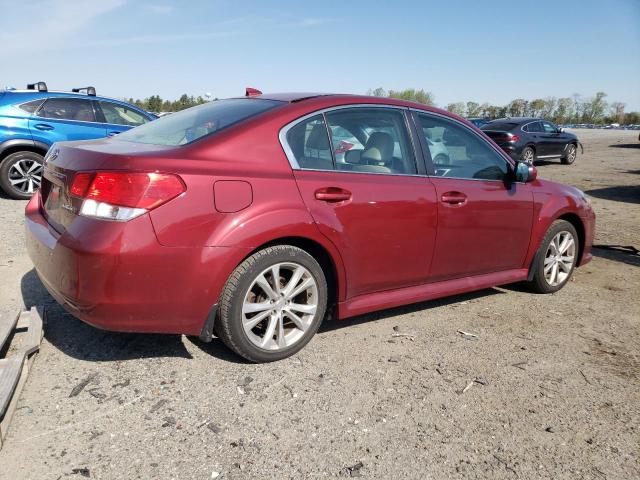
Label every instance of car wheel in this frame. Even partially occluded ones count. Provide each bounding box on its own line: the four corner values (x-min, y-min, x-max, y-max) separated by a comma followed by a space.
561, 143, 577, 164
0, 151, 44, 200
521, 146, 535, 165
217, 245, 328, 362
527, 220, 579, 294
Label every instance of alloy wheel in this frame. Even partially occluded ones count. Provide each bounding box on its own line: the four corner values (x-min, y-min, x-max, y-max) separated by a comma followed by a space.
523, 148, 534, 165
8, 159, 43, 194
242, 262, 318, 350
567, 145, 577, 162
544, 231, 576, 286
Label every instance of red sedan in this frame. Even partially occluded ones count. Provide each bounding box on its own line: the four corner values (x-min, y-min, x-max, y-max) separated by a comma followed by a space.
25, 92, 595, 362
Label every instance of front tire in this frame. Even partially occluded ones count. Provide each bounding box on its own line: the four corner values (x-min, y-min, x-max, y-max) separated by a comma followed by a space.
561, 143, 577, 164
527, 220, 579, 294
521, 146, 535, 166
217, 245, 328, 362
0, 151, 44, 199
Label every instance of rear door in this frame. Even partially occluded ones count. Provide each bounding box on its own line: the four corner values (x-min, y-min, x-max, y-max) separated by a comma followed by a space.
95, 100, 151, 138
283, 106, 438, 299
29, 97, 106, 145
413, 111, 533, 281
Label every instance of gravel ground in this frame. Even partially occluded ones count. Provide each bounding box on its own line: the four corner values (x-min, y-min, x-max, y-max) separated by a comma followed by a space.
0, 129, 638, 480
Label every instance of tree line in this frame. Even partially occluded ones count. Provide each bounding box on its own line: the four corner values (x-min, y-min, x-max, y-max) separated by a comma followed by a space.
127, 89, 639, 125
123, 94, 211, 113
367, 88, 639, 125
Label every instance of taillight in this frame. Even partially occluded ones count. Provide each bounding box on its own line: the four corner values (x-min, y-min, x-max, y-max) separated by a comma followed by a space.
70, 172, 185, 221
508, 135, 520, 143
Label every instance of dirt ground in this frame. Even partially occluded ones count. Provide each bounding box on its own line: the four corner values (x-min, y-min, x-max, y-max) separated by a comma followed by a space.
0, 129, 638, 480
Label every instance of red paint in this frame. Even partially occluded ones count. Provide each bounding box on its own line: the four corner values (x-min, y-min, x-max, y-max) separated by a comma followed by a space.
25, 94, 595, 337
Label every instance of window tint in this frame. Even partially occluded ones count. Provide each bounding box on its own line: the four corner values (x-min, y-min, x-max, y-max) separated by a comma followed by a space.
285, 115, 334, 170
542, 121, 557, 133
98, 101, 148, 126
526, 121, 543, 133
116, 98, 282, 146
325, 108, 416, 175
38, 98, 96, 122
417, 113, 509, 181
18, 99, 44, 114
482, 121, 518, 131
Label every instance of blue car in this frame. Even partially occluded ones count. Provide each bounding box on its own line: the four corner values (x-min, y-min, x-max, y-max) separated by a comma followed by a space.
0, 82, 155, 199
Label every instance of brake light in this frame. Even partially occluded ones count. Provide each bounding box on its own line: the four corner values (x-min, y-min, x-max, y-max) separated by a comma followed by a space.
70, 172, 185, 221
508, 135, 520, 142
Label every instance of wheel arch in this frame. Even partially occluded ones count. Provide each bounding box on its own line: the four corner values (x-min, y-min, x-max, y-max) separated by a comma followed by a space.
0, 139, 49, 163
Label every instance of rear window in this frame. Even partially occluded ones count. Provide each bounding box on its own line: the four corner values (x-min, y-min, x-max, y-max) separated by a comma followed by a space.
115, 98, 283, 146
482, 122, 518, 131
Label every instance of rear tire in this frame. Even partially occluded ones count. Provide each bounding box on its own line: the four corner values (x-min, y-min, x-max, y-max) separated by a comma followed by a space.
0, 151, 44, 200
561, 143, 577, 164
217, 245, 327, 363
527, 220, 579, 294
521, 146, 535, 165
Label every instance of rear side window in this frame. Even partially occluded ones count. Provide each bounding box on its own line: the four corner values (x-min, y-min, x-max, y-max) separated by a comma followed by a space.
115, 98, 282, 146
38, 98, 96, 122
326, 108, 417, 175
285, 115, 334, 170
98, 101, 148, 126
18, 99, 44, 114
525, 121, 543, 133
482, 121, 518, 131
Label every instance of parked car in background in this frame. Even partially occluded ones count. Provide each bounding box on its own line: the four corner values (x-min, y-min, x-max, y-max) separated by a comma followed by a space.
0, 82, 155, 199
25, 92, 595, 362
481, 117, 581, 165
467, 117, 490, 129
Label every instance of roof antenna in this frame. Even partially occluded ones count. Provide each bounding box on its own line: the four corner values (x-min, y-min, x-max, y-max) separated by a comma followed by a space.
245, 87, 262, 97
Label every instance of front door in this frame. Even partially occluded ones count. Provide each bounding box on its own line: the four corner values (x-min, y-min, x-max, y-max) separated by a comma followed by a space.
284, 108, 438, 299
413, 111, 533, 281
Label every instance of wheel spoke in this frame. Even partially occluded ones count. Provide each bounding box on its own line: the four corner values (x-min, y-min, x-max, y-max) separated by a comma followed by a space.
550, 263, 559, 285
26, 162, 40, 173
10, 177, 27, 186
289, 277, 314, 299
256, 274, 278, 300
288, 302, 316, 315
271, 265, 281, 294
276, 315, 286, 348
27, 179, 34, 193
243, 309, 272, 331
284, 309, 307, 331
11, 163, 25, 176
261, 315, 278, 348
282, 266, 304, 297
243, 300, 272, 314
558, 260, 572, 273
560, 237, 574, 255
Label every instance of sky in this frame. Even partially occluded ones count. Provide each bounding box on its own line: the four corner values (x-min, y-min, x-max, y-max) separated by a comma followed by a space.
1, 0, 639, 110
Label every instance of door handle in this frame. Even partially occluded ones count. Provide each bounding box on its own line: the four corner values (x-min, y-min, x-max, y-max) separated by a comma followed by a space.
314, 187, 352, 203
107, 131, 121, 137
441, 191, 467, 205
33, 123, 54, 131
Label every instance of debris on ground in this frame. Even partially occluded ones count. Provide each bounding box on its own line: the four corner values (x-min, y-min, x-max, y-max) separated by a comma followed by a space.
339, 461, 364, 477
69, 373, 98, 398
457, 330, 479, 340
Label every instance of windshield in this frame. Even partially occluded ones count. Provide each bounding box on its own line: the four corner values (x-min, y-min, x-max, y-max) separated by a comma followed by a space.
115, 98, 283, 146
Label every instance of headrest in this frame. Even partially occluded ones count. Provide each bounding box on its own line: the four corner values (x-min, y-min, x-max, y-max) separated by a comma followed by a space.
361, 131, 394, 164
306, 123, 330, 150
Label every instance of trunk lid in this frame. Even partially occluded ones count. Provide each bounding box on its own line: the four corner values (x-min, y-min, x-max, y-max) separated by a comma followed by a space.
40, 139, 176, 233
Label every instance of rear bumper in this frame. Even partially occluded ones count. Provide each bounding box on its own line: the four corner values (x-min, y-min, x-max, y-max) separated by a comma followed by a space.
25, 192, 244, 335
496, 143, 521, 160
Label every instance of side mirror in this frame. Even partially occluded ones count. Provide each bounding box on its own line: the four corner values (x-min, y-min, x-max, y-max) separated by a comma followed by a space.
558, 127, 565, 133
515, 162, 537, 182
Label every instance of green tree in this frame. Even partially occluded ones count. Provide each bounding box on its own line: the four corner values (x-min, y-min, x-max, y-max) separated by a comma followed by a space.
387, 88, 435, 106
507, 99, 527, 117
466, 101, 481, 117
446, 102, 466, 116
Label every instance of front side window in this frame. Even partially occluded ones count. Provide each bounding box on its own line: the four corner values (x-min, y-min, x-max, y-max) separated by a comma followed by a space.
325, 108, 417, 175
38, 98, 96, 122
416, 113, 509, 181
116, 98, 282, 146
542, 121, 557, 133
98, 101, 148, 126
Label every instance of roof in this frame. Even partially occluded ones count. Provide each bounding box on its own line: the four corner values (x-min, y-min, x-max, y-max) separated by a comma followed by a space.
241, 92, 336, 102
490, 117, 542, 123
